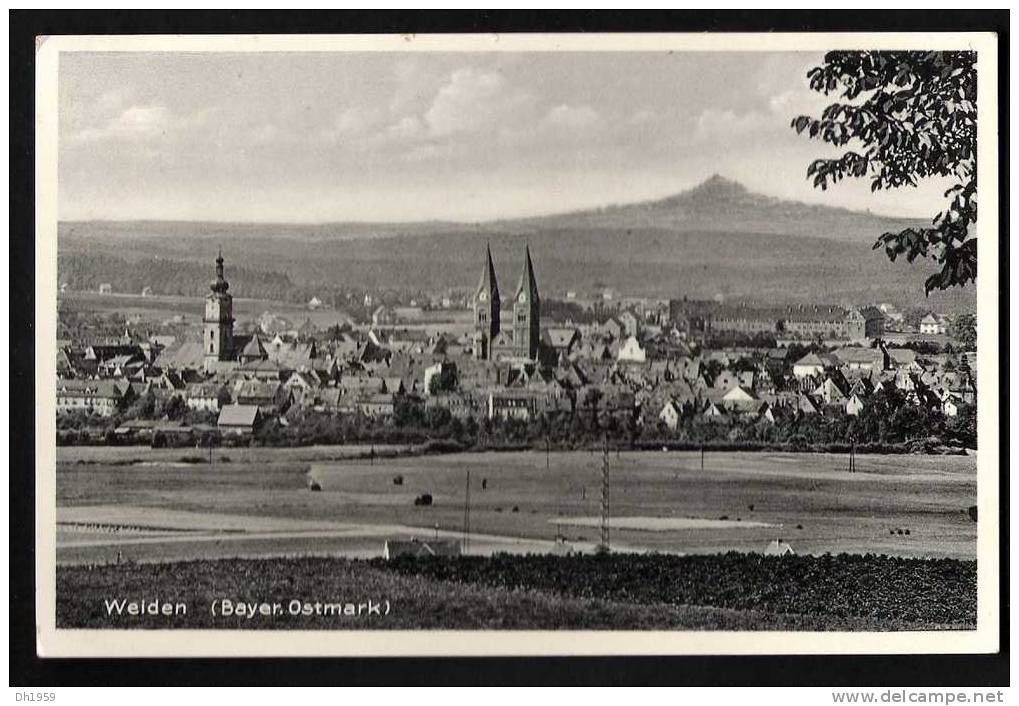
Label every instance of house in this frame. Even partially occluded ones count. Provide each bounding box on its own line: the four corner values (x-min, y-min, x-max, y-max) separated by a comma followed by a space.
307, 296, 324, 310
56, 379, 127, 416
796, 394, 823, 416
845, 394, 866, 416
702, 401, 728, 421
658, 400, 683, 430
601, 317, 624, 340
792, 352, 835, 379
488, 390, 541, 421
185, 382, 227, 413
141, 286, 153, 297
813, 376, 849, 406
155, 341, 206, 371
543, 327, 580, 356
919, 313, 946, 335
885, 347, 921, 372
834, 347, 883, 371
233, 379, 287, 411
359, 393, 397, 418
722, 385, 758, 412
98, 283, 113, 294
616, 336, 647, 363
217, 404, 262, 435
426, 392, 480, 420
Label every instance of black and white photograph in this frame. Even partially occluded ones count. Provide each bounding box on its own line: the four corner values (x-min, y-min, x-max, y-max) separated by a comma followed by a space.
22, 25, 1003, 669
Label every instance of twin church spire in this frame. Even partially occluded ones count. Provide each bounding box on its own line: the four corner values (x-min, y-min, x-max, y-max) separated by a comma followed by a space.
473, 244, 540, 361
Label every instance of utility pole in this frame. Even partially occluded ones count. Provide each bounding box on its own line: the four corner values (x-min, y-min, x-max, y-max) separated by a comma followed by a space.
546, 436, 550, 470
462, 470, 471, 553
700, 442, 705, 471
600, 432, 610, 552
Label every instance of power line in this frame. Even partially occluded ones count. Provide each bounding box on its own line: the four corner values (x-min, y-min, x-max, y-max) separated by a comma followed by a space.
462, 470, 471, 554
600, 432, 610, 553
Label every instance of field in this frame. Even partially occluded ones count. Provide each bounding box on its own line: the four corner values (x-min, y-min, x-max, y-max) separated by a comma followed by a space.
59, 290, 355, 333
59, 290, 475, 338
56, 553, 975, 631
56, 448, 977, 565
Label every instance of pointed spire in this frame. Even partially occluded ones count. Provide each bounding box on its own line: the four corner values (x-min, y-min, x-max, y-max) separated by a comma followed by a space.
515, 244, 539, 300
476, 243, 500, 300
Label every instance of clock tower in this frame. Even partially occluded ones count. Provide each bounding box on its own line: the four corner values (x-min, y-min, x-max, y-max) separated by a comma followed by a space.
203, 248, 234, 372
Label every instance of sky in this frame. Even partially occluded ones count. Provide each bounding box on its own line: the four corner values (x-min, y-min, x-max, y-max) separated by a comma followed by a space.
58, 50, 949, 223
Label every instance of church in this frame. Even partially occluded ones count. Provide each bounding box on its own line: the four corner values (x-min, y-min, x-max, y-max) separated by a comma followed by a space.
203, 249, 235, 372
472, 245, 541, 362
201, 249, 266, 373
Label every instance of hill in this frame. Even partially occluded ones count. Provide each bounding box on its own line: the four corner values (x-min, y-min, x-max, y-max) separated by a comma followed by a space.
492, 174, 922, 244
57, 177, 974, 311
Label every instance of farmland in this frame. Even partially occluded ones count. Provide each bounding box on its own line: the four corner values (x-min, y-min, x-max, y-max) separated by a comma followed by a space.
56, 448, 977, 565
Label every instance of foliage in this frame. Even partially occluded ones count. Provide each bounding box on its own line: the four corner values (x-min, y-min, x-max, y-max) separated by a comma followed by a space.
948, 312, 977, 350
59, 251, 299, 302
793, 51, 977, 294
377, 552, 976, 627
56, 554, 974, 630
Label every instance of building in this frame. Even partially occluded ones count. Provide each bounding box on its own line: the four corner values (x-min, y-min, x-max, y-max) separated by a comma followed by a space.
488, 390, 541, 421
56, 379, 128, 416
616, 336, 647, 363
185, 382, 226, 413
474, 245, 542, 362
472, 245, 501, 360
217, 404, 262, 435
783, 306, 850, 339
919, 313, 946, 335
845, 307, 885, 340
658, 400, 683, 429
203, 249, 235, 373
792, 352, 836, 379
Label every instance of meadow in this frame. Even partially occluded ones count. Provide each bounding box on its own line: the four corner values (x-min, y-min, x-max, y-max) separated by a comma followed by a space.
56, 447, 977, 565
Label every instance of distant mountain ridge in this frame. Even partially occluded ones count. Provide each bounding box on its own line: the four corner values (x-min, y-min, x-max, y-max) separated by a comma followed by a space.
61, 175, 923, 246
58, 176, 969, 310
493, 175, 922, 243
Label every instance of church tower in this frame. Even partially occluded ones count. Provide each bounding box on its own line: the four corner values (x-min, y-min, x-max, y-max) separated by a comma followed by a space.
203, 248, 234, 372
472, 244, 501, 359
512, 245, 540, 360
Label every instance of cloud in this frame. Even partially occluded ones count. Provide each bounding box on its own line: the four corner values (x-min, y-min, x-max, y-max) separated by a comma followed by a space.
320, 105, 386, 143
72, 104, 171, 143
694, 107, 772, 141
543, 104, 600, 130
423, 67, 535, 138
693, 85, 823, 143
